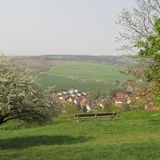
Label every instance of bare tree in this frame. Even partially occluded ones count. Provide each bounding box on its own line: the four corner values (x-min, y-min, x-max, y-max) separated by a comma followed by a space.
117, 0, 160, 52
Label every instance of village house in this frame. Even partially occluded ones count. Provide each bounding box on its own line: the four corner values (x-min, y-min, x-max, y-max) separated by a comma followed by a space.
114, 92, 131, 106
52, 89, 93, 112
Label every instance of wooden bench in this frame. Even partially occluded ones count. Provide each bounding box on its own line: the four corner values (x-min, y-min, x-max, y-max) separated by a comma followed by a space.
75, 113, 117, 122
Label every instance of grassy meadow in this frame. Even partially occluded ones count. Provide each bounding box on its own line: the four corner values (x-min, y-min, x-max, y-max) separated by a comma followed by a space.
0, 111, 160, 160
38, 61, 129, 92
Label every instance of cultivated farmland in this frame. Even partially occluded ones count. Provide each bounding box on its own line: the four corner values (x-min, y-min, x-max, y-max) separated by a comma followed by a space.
38, 61, 129, 92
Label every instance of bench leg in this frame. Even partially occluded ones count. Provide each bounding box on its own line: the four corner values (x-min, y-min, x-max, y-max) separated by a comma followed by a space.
95, 115, 97, 120
76, 116, 79, 122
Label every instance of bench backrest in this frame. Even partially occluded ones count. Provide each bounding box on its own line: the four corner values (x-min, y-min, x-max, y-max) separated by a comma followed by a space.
75, 113, 117, 117
96, 113, 117, 116
75, 113, 95, 117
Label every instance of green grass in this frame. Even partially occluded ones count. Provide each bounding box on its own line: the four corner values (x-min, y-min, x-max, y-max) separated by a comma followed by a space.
46, 61, 128, 82
38, 74, 115, 92
0, 111, 160, 160
38, 61, 129, 92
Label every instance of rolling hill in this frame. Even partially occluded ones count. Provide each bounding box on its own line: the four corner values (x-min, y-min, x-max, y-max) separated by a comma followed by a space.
38, 61, 130, 92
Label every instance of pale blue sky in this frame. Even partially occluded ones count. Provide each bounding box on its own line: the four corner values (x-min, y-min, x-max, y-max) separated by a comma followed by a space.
0, 0, 136, 56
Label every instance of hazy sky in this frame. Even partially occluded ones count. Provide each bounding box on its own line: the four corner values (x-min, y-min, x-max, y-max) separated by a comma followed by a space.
0, 0, 136, 56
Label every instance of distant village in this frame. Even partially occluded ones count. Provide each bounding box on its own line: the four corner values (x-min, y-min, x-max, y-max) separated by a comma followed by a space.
52, 88, 132, 112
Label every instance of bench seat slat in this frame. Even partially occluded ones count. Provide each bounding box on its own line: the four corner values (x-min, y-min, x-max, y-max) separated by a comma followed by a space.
75, 113, 117, 121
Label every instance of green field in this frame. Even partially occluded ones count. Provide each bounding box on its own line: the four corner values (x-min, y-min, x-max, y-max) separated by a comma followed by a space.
0, 111, 160, 160
38, 74, 117, 92
38, 61, 129, 92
